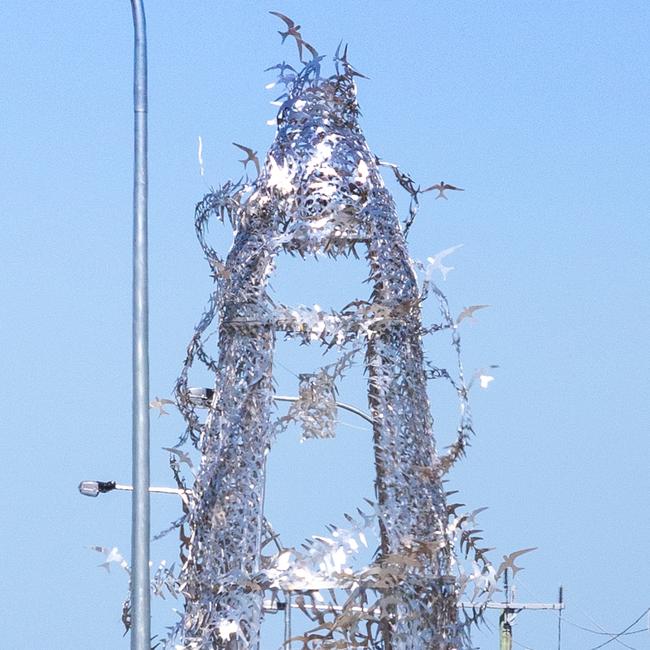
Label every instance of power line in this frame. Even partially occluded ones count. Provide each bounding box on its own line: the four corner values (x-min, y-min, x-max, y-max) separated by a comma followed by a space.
517, 577, 644, 650
564, 619, 648, 637
570, 602, 637, 650
588, 608, 650, 650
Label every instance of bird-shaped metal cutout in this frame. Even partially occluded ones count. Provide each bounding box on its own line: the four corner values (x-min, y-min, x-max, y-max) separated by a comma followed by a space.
269, 12, 304, 59
149, 396, 175, 417
422, 181, 464, 199
232, 142, 261, 177
456, 304, 490, 325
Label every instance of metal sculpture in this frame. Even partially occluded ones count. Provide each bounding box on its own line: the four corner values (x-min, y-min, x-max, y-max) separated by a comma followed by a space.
168, 16, 498, 650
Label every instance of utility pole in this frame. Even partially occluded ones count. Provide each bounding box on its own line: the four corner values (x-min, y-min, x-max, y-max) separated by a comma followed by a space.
557, 585, 564, 650
494, 571, 564, 650
499, 570, 513, 650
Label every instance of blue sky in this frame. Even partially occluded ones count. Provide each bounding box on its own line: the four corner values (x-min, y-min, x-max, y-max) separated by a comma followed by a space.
1, 2, 649, 648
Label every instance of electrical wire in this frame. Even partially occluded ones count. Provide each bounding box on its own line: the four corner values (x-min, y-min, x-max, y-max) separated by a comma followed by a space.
588, 608, 650, 650
559, 611, 638, 650
515, 577, 640, 650
566, 622, 648, 637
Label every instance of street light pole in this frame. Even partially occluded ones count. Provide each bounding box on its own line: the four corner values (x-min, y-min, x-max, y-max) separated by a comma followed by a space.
129, 1, 150, 649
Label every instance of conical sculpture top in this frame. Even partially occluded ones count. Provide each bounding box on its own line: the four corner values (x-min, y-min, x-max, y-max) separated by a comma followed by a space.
170, 24, 493, 650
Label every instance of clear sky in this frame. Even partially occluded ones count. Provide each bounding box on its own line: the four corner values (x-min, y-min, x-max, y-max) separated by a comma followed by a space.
1, 2, 649, 648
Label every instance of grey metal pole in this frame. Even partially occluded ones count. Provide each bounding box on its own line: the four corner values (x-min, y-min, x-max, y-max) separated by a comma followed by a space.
557, 585, 563, 650
129, 1, 150, 649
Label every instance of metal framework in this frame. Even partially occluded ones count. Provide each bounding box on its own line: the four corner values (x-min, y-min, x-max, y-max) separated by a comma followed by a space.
167, 19, 499, 650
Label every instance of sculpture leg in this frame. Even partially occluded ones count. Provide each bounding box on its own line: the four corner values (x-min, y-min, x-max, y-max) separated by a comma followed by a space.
365, 196, 459, 649
180, 236, 276, 649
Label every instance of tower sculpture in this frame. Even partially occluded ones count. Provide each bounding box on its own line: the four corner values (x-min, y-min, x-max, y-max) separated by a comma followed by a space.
169, 19, 495, 650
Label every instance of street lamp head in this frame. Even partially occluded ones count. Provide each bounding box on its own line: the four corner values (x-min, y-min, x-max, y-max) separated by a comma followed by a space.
78, 480, 117, 497
188, 386, 214, 407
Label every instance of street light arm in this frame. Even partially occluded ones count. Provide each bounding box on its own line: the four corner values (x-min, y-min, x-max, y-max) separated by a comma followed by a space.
273, 395, 373, 425
188, 387, 373, 425
78, 480, 187, 497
